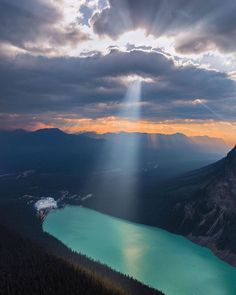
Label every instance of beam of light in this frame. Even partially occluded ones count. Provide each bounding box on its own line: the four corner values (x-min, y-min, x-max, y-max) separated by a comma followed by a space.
105, 80, 141, 175
193, 99, 225, 121
192, 99, 236, 146
89, 80, 142, 217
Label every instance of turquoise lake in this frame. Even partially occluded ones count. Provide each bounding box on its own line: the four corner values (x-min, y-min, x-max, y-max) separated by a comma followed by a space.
43, 206, 236, 295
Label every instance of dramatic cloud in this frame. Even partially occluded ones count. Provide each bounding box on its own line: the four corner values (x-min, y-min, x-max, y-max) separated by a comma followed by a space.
0, 0, 89, 54
0, 49, 235, 121
92, 0, 236, 54
0, 0, 236, 145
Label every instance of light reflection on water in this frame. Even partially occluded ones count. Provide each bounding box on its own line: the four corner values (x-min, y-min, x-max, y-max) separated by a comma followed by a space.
44, 206, 236, 295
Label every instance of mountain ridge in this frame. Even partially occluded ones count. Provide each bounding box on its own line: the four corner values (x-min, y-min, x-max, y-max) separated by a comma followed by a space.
157, 145, 236, 266
0, 128, 228, 179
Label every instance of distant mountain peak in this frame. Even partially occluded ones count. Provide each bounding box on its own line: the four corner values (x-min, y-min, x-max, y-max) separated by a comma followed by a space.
172, 132, 187, 137
34, 128, 65, 135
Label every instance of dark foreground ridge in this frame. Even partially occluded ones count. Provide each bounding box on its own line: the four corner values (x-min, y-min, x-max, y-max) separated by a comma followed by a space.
0, 225, 126, 295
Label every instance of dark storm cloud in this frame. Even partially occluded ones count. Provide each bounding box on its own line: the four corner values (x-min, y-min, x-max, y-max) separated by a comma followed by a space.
0, 49, 235, 121
92, 0, 236, 53
0, 0, 88, 52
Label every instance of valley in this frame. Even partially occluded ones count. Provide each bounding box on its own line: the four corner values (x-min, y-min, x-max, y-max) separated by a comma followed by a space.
0, 129, 235, 295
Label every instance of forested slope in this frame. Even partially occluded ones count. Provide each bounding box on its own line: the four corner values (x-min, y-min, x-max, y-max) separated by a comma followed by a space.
0, 225, 127, 295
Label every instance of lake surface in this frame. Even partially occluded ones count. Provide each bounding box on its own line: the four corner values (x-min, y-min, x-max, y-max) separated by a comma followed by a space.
44, 206, 236, 295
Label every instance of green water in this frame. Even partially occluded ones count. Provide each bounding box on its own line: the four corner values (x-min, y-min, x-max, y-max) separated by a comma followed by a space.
43, 206, 236, 295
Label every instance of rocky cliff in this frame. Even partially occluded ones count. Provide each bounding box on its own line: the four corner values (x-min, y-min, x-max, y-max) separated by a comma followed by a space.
167, 146, 236, 266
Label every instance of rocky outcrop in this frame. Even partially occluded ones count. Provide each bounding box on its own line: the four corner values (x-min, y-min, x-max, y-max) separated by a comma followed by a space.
168, 146, 236, 266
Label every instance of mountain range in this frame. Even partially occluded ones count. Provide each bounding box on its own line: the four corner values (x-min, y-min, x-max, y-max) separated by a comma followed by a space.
0, 129, 229, 179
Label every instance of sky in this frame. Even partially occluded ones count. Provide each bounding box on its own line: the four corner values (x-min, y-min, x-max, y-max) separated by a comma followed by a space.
0, 0, 236, 146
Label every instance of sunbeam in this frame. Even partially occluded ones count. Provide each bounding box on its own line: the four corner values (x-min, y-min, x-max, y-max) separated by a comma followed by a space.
105, 80, 141, 176
193, 98, 233, 123
89, 79, 142, 217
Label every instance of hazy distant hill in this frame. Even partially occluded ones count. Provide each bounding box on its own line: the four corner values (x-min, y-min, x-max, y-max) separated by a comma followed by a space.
0, 129, 229, 180
86, 132, 228, 154
0, 128, 103, 174
190, 135, 229, 152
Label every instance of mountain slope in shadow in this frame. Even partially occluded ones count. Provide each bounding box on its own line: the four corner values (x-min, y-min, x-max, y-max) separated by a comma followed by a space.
159, 146, 236, 266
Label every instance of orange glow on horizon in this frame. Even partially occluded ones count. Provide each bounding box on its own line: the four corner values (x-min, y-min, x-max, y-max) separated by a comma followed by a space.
37, 116, 236, 147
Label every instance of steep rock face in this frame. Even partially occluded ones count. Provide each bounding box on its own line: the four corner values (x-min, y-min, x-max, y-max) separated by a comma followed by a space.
207, 147, 236, 214
168, 146, 236, 265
